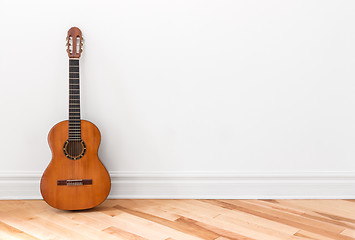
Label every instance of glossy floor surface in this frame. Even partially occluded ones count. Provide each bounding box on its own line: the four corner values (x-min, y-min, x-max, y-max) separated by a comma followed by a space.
0, 199, 354, 240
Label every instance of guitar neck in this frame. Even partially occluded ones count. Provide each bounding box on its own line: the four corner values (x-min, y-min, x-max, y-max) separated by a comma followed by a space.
68, 59, 81, 140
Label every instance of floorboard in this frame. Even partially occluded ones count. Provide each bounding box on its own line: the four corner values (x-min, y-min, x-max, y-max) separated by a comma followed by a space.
0, 199, 354, 240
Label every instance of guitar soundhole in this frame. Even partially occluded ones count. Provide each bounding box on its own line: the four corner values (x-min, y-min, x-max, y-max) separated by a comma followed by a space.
63, 140, 86, 160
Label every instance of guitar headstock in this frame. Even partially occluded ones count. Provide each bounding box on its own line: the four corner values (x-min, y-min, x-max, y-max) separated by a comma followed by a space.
66, 27, 83, 58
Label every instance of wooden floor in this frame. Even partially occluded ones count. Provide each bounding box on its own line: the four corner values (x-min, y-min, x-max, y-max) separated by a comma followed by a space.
0, 200, 355, 240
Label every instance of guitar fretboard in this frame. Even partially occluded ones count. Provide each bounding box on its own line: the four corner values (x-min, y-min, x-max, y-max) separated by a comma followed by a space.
68, 59, 81, 140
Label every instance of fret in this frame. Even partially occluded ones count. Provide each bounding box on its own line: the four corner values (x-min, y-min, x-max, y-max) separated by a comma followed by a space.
69, 79, 79, 84
69, 66, 79, 72
69, 72, 79, 78
69, 59, 79, 65
69, 95, 80, 99
69, 85, 80, 89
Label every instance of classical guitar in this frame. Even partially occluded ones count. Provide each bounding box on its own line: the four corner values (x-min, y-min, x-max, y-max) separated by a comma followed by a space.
40, 27, 111, 210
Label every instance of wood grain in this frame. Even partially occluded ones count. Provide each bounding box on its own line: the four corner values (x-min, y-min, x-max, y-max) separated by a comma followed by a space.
0, 199, 354, 240
66, 27, 83, 58
40, 120, 111, 210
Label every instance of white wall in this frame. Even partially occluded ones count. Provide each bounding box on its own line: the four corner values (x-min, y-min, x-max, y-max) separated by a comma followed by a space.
1, 0, 355, 198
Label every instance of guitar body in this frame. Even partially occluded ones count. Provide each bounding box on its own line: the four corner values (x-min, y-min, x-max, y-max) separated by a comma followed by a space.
40, 120, 111, 210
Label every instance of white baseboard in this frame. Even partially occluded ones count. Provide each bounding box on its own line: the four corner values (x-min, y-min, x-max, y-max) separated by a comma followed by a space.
1, 171, 355, 199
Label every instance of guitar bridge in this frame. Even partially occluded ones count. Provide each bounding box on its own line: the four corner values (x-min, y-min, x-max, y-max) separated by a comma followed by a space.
57, 179, 92, 186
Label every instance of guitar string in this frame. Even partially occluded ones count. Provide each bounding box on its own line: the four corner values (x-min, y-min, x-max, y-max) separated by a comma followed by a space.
69, 59, 72, 180
77, 59, 80, 181
70, 59, 77, 180
70, 59, 73, 180
76, 39, 80, 182
69, 59, 81, 181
